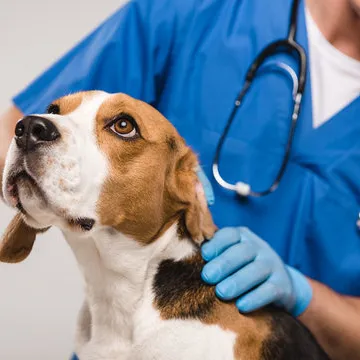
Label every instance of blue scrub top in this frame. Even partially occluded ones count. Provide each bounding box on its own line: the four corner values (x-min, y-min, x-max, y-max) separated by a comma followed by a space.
13, 0, 360, 296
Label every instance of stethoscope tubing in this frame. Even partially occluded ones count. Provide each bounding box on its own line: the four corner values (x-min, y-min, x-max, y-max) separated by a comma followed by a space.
212, 0, 306, 197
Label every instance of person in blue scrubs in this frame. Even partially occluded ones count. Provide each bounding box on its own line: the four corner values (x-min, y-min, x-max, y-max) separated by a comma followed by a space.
1, 0, 360, 358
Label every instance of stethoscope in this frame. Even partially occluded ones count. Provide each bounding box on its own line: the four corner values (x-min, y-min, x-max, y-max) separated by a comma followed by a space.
212, 0, 306, 197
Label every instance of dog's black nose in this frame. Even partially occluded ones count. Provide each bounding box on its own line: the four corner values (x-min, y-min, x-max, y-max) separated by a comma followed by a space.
15, 116, 60, 151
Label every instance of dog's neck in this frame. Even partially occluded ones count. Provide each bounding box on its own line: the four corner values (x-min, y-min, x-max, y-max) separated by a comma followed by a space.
64, 223, 197, 348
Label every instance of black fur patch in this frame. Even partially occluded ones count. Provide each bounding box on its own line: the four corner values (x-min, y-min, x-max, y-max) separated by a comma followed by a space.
261, 308, 330, 360
153, 255, 215, 320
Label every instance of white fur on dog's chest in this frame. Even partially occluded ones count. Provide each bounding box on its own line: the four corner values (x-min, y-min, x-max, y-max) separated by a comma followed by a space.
65, 226, 237, 360
77, 282, 237, 360
130, 282, 237, 360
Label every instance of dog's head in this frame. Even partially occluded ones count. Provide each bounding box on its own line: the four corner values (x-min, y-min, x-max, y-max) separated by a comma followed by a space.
0, 91, 216, 263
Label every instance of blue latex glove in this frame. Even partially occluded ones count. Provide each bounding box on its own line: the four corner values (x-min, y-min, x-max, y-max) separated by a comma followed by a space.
201, 227, 313, 316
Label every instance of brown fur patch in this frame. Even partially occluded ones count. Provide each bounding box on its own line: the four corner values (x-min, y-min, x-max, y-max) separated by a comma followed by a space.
95, 93, 216, 244
206, 303, 270, 360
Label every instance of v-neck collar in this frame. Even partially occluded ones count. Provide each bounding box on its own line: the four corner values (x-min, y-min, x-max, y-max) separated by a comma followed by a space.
292, 0, 360, 155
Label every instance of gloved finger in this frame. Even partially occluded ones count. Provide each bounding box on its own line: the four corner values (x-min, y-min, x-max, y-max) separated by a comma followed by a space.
215, 261, 271, 300
235, 282, 280, 313
201, 242, 257, 284
201, 227, 242, 261
238, 227, 267, 247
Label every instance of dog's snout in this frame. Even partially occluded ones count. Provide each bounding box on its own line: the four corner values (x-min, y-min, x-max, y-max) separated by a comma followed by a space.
15, 116, 60, 151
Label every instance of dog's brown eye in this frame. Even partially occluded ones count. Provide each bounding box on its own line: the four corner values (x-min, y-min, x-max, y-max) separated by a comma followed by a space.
110, 115, 138, 139
114, 120, 134, 134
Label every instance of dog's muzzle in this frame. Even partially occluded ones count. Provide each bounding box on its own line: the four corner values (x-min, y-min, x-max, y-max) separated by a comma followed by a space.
15, 115, 60, 152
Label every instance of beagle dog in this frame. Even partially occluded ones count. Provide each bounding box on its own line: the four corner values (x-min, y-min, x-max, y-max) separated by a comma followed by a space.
0, 91, 329, 360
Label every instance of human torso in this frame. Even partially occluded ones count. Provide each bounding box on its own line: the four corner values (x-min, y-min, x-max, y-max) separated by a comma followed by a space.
155, 0, 360, 295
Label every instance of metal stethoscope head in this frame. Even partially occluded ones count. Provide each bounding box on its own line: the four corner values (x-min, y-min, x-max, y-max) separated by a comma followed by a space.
212, 0, 306, 197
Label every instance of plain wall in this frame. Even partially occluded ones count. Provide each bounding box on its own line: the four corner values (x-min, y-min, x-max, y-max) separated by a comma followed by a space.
0, 1, 128, 358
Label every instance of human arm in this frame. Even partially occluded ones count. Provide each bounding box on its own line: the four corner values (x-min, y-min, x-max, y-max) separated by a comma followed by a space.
298, 280, 360, 360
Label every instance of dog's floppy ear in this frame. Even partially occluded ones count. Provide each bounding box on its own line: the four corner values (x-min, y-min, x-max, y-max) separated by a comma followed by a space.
0, 162, 48, 263
0, 213, 40, 263
0, 162, 38, 263
167, 147, 217, 245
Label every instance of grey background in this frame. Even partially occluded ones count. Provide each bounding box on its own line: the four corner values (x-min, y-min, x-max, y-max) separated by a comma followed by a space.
0, 1, 128, 358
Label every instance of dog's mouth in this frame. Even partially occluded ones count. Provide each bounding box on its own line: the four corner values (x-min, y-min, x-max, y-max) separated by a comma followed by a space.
6, 170, 47, 215
6, 171, 95, 232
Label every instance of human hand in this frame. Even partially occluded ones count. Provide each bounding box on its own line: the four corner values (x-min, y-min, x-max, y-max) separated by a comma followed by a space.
201, 227, 312, 316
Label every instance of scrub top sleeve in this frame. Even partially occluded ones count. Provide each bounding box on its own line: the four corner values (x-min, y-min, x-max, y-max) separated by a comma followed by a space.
12, 0, 182, 115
